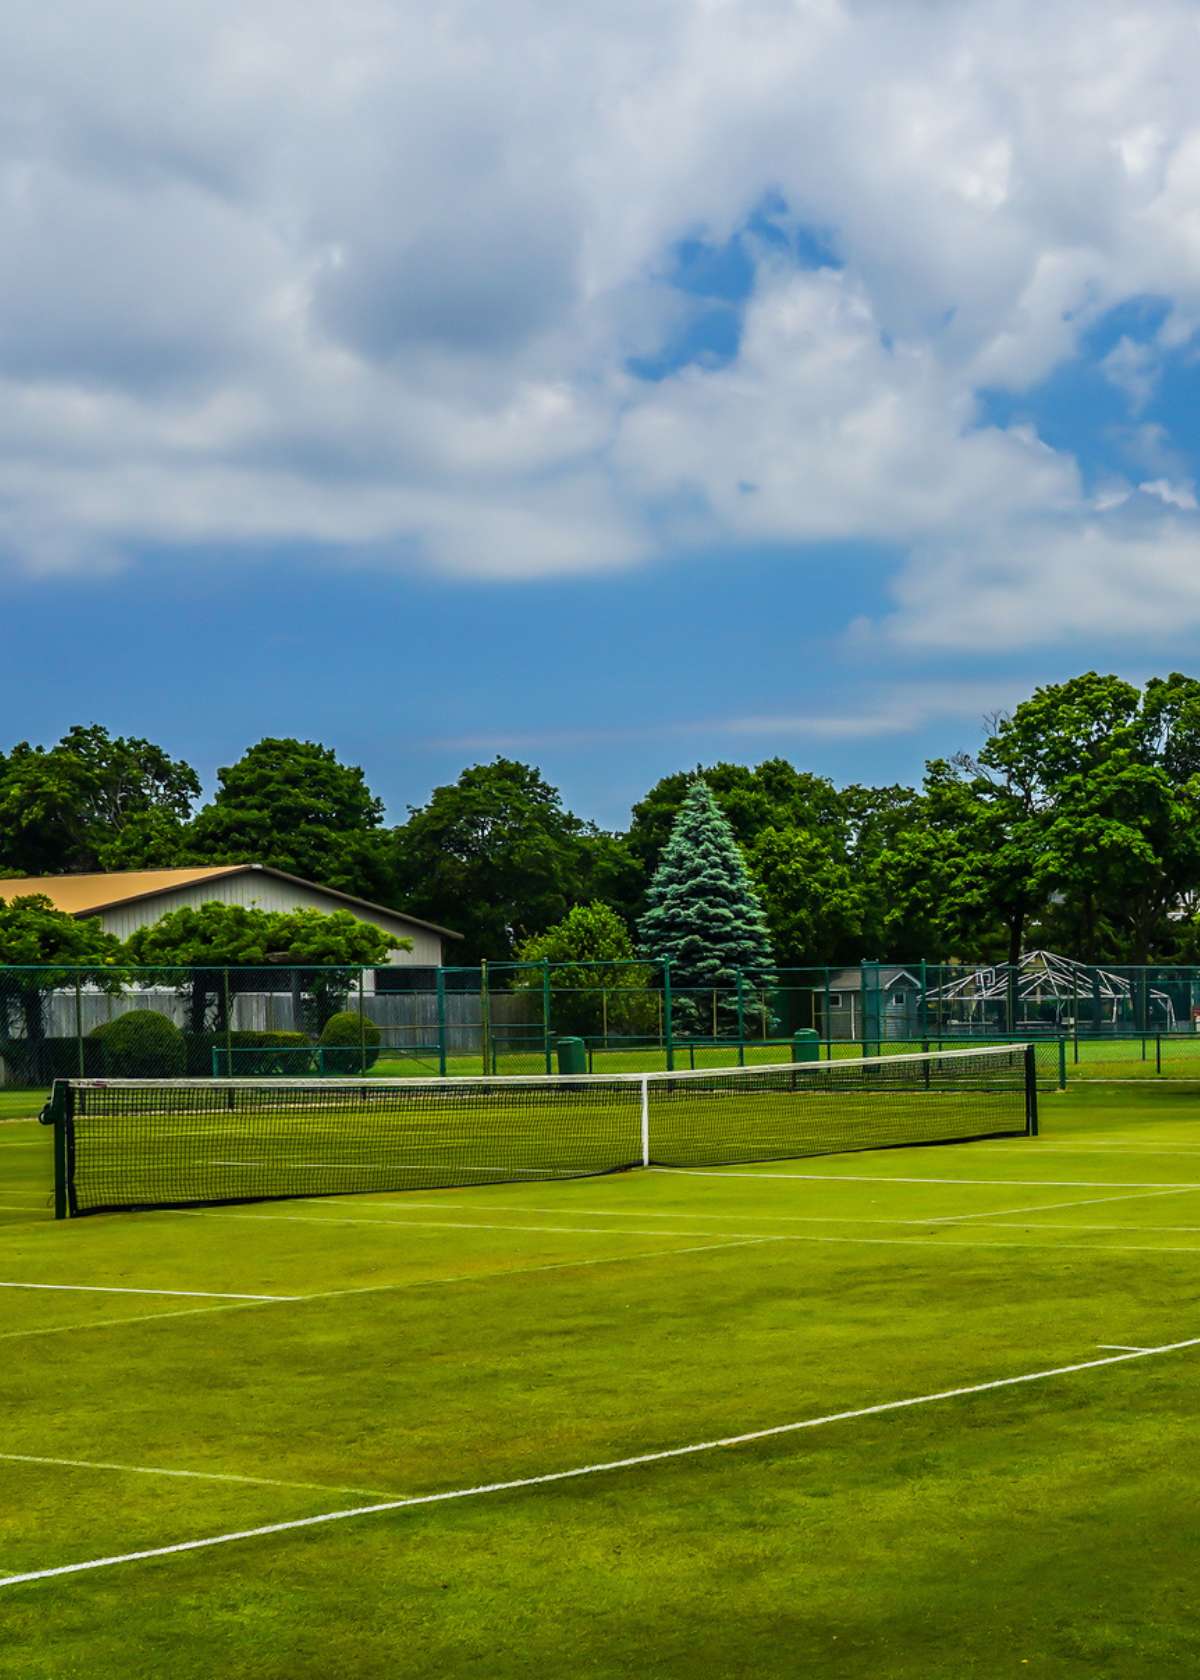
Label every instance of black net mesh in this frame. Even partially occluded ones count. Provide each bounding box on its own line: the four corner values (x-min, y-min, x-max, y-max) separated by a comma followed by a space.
50, 1046, 1033, 1217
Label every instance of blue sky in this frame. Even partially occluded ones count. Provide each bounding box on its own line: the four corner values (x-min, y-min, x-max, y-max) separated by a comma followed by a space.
4, 0, 1200, 831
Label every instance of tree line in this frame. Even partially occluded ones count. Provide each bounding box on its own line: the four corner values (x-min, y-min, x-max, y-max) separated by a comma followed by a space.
3, 670, 1200, 969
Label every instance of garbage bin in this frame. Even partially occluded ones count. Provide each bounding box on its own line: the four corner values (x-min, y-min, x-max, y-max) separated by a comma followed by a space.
557, 1037, 587, 1075
792, 1028, 821, 1064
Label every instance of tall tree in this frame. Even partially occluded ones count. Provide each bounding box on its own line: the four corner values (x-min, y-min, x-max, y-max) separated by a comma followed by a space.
187, 738, 390, 898
0, 725, 200, 876
638, 778, 775, 1031
390, 759, 610, 962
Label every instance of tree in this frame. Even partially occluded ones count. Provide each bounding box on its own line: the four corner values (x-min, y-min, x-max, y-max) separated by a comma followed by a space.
513, 902, 655, 1040
0, 895, 123, 1072
187, 739, 391, 899
638, 778, 775, 1034
628, 759, 858, 965
0, 725, 200, 876
123, 901, 407, 1033
390, 759, 609, 962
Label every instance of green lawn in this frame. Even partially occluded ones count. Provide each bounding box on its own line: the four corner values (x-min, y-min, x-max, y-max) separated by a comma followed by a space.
3, 1083, 1200, 1675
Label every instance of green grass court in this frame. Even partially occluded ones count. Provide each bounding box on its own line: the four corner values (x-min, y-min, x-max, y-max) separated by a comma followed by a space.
4, 1081, 1200, 1675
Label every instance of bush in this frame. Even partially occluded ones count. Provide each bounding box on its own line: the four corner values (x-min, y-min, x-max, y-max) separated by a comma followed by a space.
91, 1010, 186, 1077
0, 1036, 103, 1087
319, 1010, 381, 1073
181, 1030, 315, 1076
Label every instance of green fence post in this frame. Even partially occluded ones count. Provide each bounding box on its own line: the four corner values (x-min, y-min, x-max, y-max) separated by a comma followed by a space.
662, 958, 674, 1072
435, 967, 447, 1077
480, 960, 491, 1076
918, 959, 927, 1040
1157, 1033, 1162, 1076
74, 975, 85, 1079
824, 968, 832, 1059
1058, 1037, 1067, 1091
735, 973, 746, 1066
222, 969, 233, 1080
542, 959, 553, 1075
358, 970, 367, 1075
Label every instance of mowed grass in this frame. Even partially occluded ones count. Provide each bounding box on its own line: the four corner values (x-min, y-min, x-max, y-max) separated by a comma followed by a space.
3, 1085, 1200, 1675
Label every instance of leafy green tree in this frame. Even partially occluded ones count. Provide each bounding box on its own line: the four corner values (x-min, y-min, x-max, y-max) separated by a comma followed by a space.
638, 778, 775, 1033
513, 902, 655, 1040
0, 725, 200, 876
749, 826, 865, 968
187, 738, 391, 898
0, 895, 124, 1067
390, 759, 611, 962
124, 901, 407, 1033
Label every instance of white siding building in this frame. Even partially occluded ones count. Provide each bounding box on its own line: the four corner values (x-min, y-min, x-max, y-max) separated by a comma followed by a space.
0, 865, 459, 966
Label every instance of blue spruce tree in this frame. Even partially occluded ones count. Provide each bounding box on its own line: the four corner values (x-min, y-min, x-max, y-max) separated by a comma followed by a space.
638, 777, 775, 1035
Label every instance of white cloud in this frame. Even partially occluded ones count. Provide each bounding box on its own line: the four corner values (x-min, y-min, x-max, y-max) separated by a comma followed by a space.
2, 0, 1200, 642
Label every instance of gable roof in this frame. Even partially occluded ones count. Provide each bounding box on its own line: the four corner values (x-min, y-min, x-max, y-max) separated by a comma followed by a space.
0, 865, 462, 941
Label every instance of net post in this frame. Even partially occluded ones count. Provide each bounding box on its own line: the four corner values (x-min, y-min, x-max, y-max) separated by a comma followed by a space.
435, 966, 448, 1078
40, 1080, 72, 1220
1024, 1044, 1039, 1137
640, 1076, 650, 1168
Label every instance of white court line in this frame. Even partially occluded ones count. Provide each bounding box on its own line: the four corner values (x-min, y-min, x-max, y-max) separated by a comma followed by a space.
923, 1186, 1198, 1225
1097, 1345, 1153, 1353
653, 1168, 1200, 1189
0, 1236, 781, 1343
4, 1334, 1198, 1591
193, 1210, 742, 1241
0, 1451, 397, 1500
195, 1208, 1200, 1259
0, 1281, 297, 1301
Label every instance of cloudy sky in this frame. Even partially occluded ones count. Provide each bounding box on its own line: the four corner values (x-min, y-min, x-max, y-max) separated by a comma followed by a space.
4, 0, 1200, 826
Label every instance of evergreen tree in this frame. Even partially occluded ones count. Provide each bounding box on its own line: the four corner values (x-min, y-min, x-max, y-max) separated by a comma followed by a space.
638, 778, 775, 1033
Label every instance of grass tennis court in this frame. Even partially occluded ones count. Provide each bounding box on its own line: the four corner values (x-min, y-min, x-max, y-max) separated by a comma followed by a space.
4, 1081, 1200, 1675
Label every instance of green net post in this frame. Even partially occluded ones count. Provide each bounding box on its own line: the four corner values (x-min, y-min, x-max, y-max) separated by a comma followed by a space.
40, 1080, 71, 1220
542, 959, 553, 1075
1025, 1044, 1039, 1137
662, 958, 674, 1072
435, 967, 447, 1077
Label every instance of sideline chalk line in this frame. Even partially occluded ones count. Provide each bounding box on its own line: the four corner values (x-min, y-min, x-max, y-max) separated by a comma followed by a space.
0, 1450, 398, 1500
4, 1334, 1198, 1590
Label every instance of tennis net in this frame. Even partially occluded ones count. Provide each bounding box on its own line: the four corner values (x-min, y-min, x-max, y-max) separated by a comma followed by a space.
42, 1043, 1037, 1218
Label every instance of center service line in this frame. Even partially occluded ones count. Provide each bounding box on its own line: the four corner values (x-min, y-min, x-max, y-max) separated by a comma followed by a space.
4, 1335, 1199, 1590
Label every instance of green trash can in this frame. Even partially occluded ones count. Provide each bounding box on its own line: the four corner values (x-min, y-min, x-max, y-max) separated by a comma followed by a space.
792, 1028, 821, 1064
557, 1037, 587, 1076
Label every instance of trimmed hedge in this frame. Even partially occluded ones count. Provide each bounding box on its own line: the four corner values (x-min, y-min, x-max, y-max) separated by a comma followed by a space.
91, 1010, 187, 1077
319, 1010, 381, 1073
185, 1030, 315, 1077
0, 1036, 103, 1087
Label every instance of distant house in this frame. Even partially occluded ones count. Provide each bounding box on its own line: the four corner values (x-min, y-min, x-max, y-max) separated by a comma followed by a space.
0, 865, 460, 969
823, 965, 922, 1039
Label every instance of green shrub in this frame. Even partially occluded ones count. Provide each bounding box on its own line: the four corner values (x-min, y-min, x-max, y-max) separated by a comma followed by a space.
0, 1036, 104, 1087
91, 1011, 186, 1077
319, 1010, 381, 1073
182, 1030, 315, 1076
